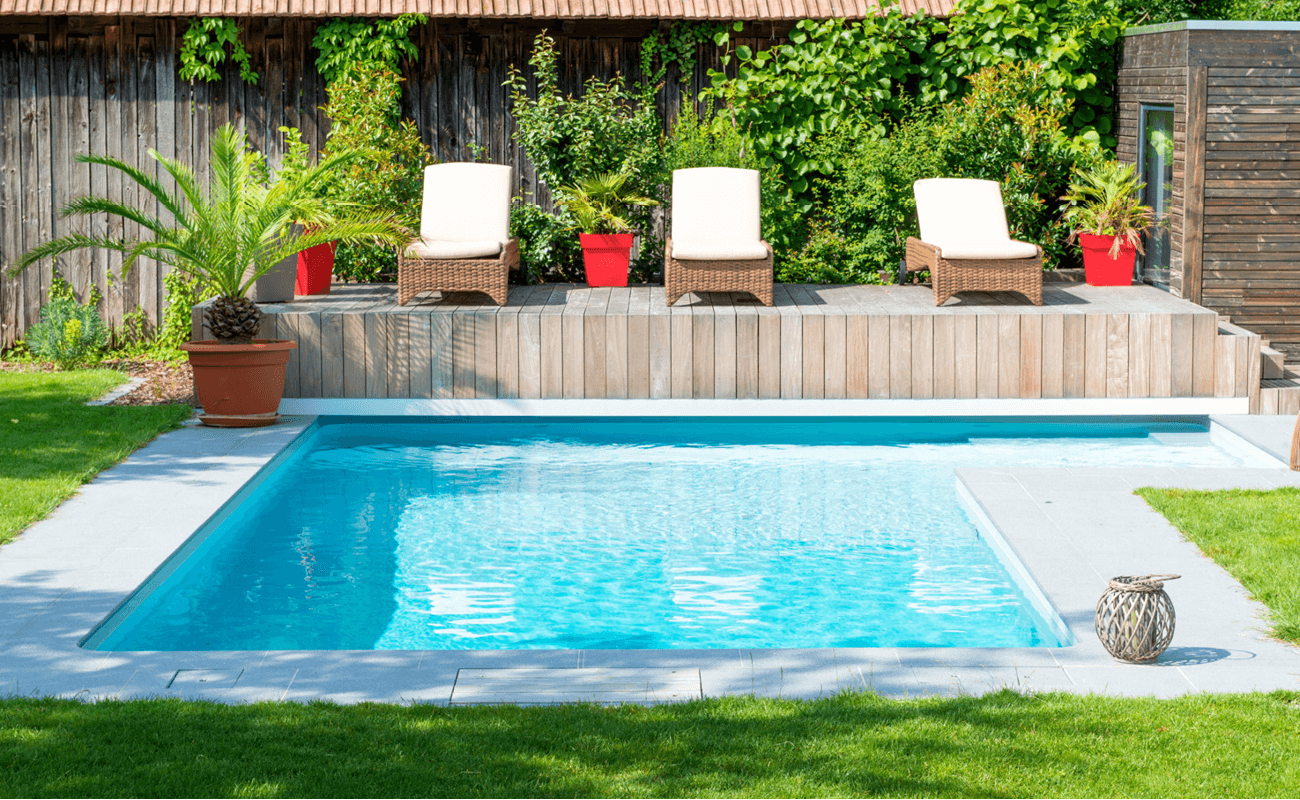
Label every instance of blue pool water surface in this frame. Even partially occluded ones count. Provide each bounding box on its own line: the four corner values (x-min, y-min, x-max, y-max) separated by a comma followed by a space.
89, 417, 1269, 652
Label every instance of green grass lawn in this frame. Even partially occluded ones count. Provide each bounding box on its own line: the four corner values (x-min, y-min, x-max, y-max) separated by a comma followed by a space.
0, 369, 193, 545
1137, 486, 1300, 644
1, 691, 1298, 797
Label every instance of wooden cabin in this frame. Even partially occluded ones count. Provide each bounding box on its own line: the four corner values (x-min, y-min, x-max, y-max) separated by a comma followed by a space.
1117, 21, 1300, 363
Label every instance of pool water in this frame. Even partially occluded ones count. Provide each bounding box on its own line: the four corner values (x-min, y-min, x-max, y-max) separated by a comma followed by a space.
88, 417, 1271, 652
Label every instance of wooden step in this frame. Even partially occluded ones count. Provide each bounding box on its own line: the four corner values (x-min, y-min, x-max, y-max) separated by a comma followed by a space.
1260, 371, 1300, 415
1262, 343, 1287, 380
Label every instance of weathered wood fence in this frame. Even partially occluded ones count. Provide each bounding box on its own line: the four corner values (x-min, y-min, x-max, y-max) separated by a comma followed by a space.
0, 16, 772, 348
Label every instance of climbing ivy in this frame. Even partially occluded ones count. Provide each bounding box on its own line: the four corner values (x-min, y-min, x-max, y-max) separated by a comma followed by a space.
639, 21, 726, 88
179, 18, 258, 84
312, 15, 427, 86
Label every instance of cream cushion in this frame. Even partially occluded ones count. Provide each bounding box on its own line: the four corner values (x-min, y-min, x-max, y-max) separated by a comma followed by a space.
913, 178, 1038, 260
671, 167, 765, 261
416, 162, 513, 255
404, 238, 503, 259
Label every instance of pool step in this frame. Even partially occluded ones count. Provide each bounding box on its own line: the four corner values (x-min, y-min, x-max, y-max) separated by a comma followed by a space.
449, 668, 702, 706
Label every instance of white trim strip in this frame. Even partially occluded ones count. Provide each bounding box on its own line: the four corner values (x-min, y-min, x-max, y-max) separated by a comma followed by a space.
278, 397, 1250, 417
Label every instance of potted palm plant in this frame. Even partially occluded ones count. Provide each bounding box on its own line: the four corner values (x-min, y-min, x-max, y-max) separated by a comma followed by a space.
13, 123, 405, 427
1062, 160, 1156, 286
559, 171, 658, 287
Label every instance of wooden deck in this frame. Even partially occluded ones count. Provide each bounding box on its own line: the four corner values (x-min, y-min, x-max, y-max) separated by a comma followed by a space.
193, 283, 1265, 409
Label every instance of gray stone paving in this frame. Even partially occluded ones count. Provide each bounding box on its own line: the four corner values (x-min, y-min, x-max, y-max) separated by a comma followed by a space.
1, 412, 1298, 704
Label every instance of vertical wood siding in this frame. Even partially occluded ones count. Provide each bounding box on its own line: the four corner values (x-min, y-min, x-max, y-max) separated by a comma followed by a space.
0, 16, 763, 348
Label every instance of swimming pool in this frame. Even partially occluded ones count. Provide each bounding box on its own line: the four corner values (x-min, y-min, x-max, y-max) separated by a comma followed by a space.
85, 417, 1273, 652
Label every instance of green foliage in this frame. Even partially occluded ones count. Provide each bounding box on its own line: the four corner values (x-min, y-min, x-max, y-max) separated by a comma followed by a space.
791, 63, 1095, 283
1198, 0, 1300, 20
930, 0, 1126, 147
1117, 0, 1195, 24
0, 370, 192, 544
1062, 160, 1155, 256
319, 64, 433, 233
1138, 487, 1300, 644
510, 201, 582, 283
558, 172, 658, 235
639, 21, 725, 88
12, 124, 406, 305
506, 32, 662, 197
703, 13, 933, 202
505, 32, 663, 282
333, 242, 396, 284
702, 0, 1126, 204
22, 274, 107, 370
312, 15, 427, 86
179, 18, 258, 85
112, 271, 214, 359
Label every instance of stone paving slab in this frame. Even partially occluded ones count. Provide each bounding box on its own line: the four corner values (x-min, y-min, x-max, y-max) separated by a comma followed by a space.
0, 413, 1298, 705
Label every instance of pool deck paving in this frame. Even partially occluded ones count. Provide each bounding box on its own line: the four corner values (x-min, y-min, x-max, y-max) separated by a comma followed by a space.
2, 412, 1299, 704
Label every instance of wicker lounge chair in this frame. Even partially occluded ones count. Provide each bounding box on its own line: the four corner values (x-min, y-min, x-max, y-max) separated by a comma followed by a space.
665, 167, 773, 306
907, 178, 1043, 306
397, 162, 518, 306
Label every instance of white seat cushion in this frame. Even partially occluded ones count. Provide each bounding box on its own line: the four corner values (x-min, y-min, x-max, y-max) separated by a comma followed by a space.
671, 168, 765, 262
672, 239, 770, 261
404, 238, 502, 260
420, 162, 513, 245
933, 240, 1039, 260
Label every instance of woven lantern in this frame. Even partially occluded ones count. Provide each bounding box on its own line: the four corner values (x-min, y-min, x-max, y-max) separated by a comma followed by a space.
1094, 574, 1180, 662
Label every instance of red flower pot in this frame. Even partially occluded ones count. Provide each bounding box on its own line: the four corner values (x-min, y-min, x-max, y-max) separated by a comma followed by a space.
295, 241, 337, 295
1080, 233, 1137, 286
579, 233, 634, 287
180, 339, 298, 428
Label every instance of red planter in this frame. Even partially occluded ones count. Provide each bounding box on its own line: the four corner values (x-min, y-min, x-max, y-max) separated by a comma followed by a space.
180, 339, 298, 428
296, 241, 337, 295
579, 233, 634, 287
1080, 233, 1137, 286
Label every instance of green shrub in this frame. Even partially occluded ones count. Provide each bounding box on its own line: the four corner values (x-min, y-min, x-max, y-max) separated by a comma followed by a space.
1198, 0, 1300, 19
23, 274, 108, 370
312, 14, 425, 86
791, 63, 1099, 283
506, 32, 662, 281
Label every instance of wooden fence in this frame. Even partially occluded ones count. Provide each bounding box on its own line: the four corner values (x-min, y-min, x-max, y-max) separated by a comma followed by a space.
0, 15, 767, 348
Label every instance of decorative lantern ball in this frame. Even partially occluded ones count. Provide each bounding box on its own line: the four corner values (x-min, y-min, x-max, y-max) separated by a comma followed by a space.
1095, 574, 1180, 663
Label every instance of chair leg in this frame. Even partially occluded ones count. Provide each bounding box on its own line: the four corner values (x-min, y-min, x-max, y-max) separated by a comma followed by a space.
398, 283, 414, 305
666, 289, 682, 306
489, 287, 507, 306
933, 287, 953, 306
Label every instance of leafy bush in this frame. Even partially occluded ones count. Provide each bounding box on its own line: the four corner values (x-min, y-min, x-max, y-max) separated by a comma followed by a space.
23, 274, 108, 370
317, 64, 434, 283
702, 0, 1126, 206
506, 32, 662, 281
789, 63, 1099, 283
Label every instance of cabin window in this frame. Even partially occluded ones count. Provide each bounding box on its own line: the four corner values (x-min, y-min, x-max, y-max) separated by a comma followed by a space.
1139, 105, 1176, 290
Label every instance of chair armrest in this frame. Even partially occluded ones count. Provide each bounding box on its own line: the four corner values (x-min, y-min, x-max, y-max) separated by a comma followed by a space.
906, 237, 940, 272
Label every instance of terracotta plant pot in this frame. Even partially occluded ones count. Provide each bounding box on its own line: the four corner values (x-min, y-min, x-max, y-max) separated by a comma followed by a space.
1080, 233, 1137, 286
295, 240, 337, 295
180, 339, 298, 428
579, 233, 634, 287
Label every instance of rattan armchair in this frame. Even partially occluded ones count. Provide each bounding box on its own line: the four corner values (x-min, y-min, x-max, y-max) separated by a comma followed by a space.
665, 167, 773, 306
908, 178, 1043, 306
397, 163, 518, 306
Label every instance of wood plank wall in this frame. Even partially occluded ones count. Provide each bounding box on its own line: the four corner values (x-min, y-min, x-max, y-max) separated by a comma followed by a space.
192, 285, 1257, 404
0, 15, 769, 349
1201, 64, 1300, 363
1116, 30, 1188, 298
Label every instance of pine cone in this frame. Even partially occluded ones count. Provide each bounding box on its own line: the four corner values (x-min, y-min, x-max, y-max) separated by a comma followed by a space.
205, 294, 262, 344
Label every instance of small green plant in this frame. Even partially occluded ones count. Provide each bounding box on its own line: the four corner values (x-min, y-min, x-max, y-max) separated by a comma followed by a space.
559, 172, 658, 235
179, 18, 258, 85
1061, 160, 1155, 257
312, 15, 426, 86
22, 273, 108, 370
509, 201, 581, 284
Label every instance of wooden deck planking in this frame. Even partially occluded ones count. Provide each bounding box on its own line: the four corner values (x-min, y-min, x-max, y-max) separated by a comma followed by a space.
248, 284, 1250, 405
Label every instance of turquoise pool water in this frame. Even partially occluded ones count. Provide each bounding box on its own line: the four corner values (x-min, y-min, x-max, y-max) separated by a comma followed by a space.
88, 417, 1269, 652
